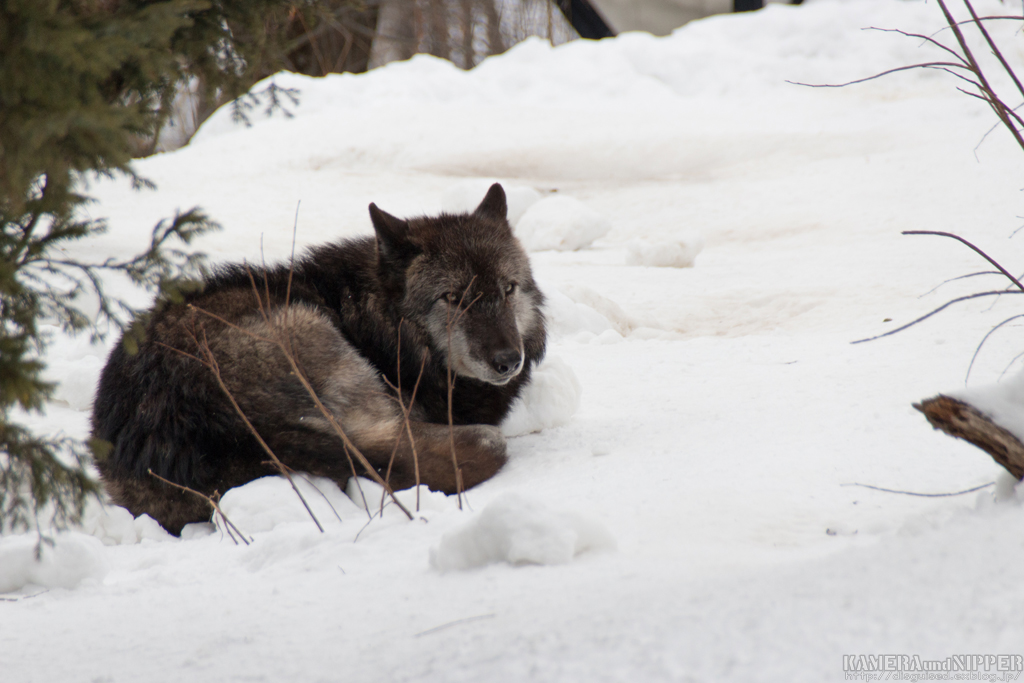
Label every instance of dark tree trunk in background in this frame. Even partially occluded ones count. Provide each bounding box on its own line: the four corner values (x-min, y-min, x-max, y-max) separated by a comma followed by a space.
555, 0, 614, 39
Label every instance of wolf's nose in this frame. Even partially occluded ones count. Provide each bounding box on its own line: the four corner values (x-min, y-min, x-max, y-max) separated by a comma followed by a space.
491, 349, 523, 376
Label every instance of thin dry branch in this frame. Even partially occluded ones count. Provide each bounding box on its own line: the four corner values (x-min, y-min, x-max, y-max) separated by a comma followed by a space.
840, 481, 995, 497
444, 277, 481, 510
919, 270, 1003, 298
161, 327, 326, 533
381, 320, 429, 511
190, 269, 415, 521
902, 231, 1024, 292
786, 61, 974, 89
965, 314, 1024, 384
273, 323, 415, 520
854, 231, 1024, 344
791, 2, 1024, 153
960, 0, 1024, 104
852, 289, 1024, 344
935, 0, 1024, 151
147, 468, 251, 545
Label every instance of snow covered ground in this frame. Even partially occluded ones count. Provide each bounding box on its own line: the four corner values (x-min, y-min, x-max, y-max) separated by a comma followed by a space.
5, 0, 1024, 680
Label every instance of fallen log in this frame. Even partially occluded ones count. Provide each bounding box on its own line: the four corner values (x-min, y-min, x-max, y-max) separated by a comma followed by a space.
914, 395, 1024, 480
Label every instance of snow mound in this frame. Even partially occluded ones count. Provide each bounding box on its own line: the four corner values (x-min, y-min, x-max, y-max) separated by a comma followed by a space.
953, 369, 1024, 445
346, 477, 455, 516
542, 285, 620, 339
988, 471, 1024, 505
0, 533, 108, 593
541, 281, 661, 342
219, 475, 363, 533
626, 236, 704, 268
502, 354, 581, 437
441, 179, 542, 227
514, 196, 611, 251
429, 493, 615, 571
81, 501, 174, 545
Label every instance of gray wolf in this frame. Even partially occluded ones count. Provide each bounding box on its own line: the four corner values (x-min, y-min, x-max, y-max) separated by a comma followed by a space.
91, 184, 546, 534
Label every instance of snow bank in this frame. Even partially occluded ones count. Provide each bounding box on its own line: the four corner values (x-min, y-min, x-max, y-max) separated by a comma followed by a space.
81, 501, 174, 545
0, 533, 108, 593
429, 492, 615, 571
626, 235, 704, 268
501, 354, 582, 437
514, 196, 611, 251
219, 475, 364, 533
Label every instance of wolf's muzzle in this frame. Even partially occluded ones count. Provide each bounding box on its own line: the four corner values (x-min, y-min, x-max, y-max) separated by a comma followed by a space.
491, 348, 524, 378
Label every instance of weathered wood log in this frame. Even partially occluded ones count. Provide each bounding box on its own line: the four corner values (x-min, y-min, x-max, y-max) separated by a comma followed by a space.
914, 395, 1024, 480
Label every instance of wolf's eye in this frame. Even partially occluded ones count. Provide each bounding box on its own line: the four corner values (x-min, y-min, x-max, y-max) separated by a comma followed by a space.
504, 282, 517, 297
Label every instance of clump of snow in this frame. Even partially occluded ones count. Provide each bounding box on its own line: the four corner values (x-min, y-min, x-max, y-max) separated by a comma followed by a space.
556, 283, 638, 335
541, 285, 620, 339
986, 471, 1024, 505
219, 475, 363, 533
540, 281, 662, 343
501, 354, 582, 437
514, 195, 611, 251
346, 477, 454, 516
81, 500, 138, 545
429, 492, 615, 571
0, 533, 108, 593
441, 179, 543, 226
81, 500, 196, 545
134, 514, 175, 542
952, 369, 1024, 446
626, 235, 704, 268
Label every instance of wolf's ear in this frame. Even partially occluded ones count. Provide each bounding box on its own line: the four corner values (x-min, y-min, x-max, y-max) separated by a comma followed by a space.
369, 203, 416, 259
473, 183, 507, 221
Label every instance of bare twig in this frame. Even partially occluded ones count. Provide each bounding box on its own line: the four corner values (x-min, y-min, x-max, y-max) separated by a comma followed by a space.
935, 0, 1024, 151
965, 314, 1024, 384
840, 481, 995, 497
190, 268, 415, 521
960, 0, 1024, 105
918, 270, 1003, 298
786, 61, 973, 89
902, 231, 1024, 293
147, 468, 252, 545
162, 327, 326, 533
288, 470, 343, 523
287, 200, 300, 306
381, 320, 429, 511
791, 3, 1024, 153
998, 349, 1024, 380
852, 289, 1024, 343
444, 277, 481, 510
414, 613, 497, 637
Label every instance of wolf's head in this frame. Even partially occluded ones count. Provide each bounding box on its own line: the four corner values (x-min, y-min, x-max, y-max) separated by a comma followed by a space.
369, 184, 545, 386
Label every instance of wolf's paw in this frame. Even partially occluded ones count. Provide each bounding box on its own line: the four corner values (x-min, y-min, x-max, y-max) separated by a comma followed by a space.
455, 424, 507, 462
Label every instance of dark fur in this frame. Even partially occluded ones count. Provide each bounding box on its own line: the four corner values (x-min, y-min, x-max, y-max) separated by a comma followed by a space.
92, 184, 546, 534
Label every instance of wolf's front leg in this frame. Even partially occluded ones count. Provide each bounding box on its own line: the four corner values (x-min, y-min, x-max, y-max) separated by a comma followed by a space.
359, 421, 507, 495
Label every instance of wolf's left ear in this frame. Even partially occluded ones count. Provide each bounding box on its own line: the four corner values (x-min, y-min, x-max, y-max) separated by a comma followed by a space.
473, 183, 508, 221
369, 203, 415, 259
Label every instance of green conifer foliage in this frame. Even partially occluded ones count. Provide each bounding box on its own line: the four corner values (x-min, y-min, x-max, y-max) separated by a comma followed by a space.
1, 0, 367, 534
0, 0, 273, 533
